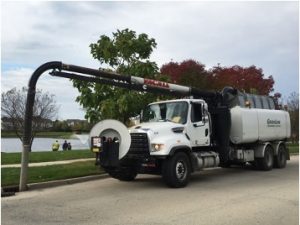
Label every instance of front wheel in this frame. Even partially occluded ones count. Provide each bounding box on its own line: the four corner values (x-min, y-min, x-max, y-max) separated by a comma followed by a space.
106, 167, 137, 181
162, 152, 191, 188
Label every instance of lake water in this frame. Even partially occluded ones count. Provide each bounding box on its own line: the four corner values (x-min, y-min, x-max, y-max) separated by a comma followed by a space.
1, 134, 90, 152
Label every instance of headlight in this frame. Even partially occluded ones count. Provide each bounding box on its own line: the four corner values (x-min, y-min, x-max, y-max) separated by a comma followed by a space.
151, 143, 165, 152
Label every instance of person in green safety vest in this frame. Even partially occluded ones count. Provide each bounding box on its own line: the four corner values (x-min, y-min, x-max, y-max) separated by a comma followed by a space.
52, 140, 60, 151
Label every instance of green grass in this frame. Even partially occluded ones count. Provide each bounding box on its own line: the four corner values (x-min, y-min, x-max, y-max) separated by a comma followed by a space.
1, 161, 104, 187
1, 150, 95, 165
287, 143, 299, 154
1, 131, 74, 139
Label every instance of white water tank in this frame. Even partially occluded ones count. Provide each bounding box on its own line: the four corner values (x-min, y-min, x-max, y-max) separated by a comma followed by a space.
230, 106, 291, 144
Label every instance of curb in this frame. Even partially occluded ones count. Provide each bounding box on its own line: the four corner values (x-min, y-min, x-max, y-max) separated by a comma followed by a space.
2, 174, 109, 196
1, 187, 17, 197
27, 173, 109, 190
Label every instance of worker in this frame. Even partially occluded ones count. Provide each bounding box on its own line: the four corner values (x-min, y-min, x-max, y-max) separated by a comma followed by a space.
52, 140, 60, 151
62, 140, 68, 151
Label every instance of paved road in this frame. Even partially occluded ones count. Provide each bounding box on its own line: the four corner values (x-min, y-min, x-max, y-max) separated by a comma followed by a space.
2, 156, 299, 225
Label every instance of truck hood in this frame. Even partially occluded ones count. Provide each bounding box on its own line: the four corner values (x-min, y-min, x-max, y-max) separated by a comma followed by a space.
130, 122, 184, 135
129, 122, 190, 156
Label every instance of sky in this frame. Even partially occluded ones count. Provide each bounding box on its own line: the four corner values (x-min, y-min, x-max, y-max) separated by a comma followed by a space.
1, 1, 299, 120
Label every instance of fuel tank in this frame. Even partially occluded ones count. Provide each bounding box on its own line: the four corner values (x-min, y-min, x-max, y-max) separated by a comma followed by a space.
230, 106, 291, 144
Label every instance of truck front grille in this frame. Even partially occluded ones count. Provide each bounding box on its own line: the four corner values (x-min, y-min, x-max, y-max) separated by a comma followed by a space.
128, 133, 150, 156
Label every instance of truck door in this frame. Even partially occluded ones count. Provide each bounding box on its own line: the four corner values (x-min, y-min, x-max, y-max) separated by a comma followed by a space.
187, 102, 210, 147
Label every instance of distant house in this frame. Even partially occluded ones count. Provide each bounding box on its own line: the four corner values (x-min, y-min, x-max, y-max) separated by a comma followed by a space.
36, 118, 53, 129
66, 119, 87, 127
65, 119, 90, 133
1, 116, 53, 131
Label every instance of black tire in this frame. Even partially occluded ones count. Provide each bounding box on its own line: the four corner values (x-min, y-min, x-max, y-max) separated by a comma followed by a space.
162, 152, 191, 188
255, 146, 274, 171
249, 161, 257, 168
274, 144, 287, 169
107, 167, 137, 181
220, 161, 231, 168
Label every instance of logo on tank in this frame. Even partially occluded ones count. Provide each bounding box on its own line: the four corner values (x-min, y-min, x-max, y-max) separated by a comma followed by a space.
267, 119, 281, 127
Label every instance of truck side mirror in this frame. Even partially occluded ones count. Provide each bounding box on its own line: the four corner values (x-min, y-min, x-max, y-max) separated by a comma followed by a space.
202, 104, 205, 123
140, 110, 143, 120
136, 115, 141, 124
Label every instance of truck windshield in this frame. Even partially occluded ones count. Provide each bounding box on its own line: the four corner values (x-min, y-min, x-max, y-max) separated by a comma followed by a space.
142, 102, 188, 124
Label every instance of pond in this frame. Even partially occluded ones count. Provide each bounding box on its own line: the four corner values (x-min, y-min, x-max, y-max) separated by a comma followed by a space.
1, 134, 90, 153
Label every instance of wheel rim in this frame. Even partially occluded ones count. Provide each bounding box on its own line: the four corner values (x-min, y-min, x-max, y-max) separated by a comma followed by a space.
176, 160, 187, 181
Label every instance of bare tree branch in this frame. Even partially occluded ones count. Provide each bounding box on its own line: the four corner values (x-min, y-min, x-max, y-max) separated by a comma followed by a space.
1, 87, 59, 148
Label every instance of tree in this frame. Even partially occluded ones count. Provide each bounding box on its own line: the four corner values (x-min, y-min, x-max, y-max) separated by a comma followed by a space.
1, 87, 58, 147
73, 29, 160, 124
287, 92, 299, 143
160, 61, 275, 96
210, 65, 274, 95
161, 59, 210, 90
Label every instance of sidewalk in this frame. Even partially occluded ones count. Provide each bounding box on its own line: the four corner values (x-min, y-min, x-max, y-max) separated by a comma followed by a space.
1, 158, 95, 168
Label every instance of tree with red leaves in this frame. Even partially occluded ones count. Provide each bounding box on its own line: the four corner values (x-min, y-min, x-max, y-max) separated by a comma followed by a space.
210, 65, 274, 95
161, 60, 275, 96
160, 60, 210, 90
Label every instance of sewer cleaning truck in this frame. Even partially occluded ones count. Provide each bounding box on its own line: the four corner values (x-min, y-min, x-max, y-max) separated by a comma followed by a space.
82, 69, 291, 188
18, 61, 291, 192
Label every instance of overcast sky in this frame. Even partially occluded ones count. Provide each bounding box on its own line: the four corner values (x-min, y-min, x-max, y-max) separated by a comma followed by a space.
2, 1, 299, 119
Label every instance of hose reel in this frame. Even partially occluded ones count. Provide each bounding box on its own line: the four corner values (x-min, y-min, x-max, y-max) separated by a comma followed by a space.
89, 120, 131, 164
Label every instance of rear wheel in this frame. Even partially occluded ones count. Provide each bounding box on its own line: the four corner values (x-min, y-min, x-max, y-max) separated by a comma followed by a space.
162, 152, 191, 188
274, 144, 287, 168
255, 146, 274, 171
106, 167, 137, 181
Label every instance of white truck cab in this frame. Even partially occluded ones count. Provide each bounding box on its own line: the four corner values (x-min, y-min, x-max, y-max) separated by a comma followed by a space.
129, 99, 211, 157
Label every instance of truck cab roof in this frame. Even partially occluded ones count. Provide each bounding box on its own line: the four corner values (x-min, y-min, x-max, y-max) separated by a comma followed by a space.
148, 98, 206, 106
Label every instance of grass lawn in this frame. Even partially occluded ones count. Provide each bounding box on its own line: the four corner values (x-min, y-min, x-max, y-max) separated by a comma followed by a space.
1, 161, 104, 187
287, 143, 299, 154
1, 150, 95, 165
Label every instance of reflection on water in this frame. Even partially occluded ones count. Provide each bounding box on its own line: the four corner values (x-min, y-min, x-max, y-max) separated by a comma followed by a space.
1, 135, 90, 152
